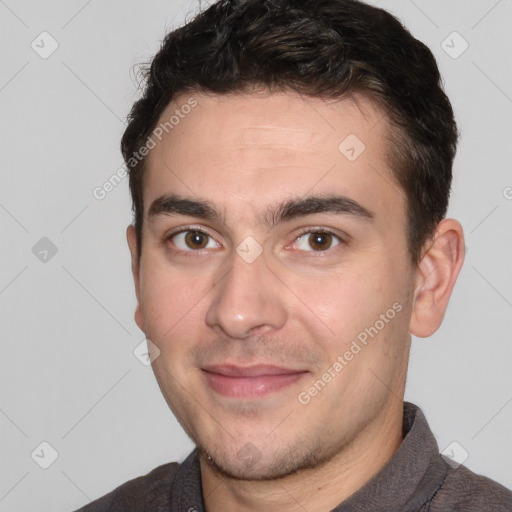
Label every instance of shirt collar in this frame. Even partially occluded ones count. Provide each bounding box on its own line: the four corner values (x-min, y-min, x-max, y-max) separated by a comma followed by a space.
332, 402, 448, 511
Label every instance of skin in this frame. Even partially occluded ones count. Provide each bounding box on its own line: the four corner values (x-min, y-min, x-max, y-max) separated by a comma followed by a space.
126, 89, 465, 512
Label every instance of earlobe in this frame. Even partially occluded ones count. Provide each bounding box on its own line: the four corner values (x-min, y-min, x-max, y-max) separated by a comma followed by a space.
409, 219, 465, 338
126, 225, 145, 332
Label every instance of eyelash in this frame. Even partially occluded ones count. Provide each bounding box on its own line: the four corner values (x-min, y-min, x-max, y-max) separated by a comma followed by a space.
163, 225, 346, 256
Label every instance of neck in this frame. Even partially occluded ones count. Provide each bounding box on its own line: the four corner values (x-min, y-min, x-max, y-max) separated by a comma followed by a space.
201, 400, 404, 512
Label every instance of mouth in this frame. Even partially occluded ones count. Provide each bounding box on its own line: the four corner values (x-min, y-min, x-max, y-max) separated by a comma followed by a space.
201, 364, 309, 399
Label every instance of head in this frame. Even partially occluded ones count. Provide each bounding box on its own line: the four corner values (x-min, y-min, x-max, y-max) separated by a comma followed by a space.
123, 0, 464, 480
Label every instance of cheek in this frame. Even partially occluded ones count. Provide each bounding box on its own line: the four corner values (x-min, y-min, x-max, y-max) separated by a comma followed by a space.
292, 268, 384, 333
139, 262, 212, 343
291, 256, 407, 356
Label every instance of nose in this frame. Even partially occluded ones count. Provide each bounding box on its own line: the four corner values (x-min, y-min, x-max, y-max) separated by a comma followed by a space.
205, 249, 288, 339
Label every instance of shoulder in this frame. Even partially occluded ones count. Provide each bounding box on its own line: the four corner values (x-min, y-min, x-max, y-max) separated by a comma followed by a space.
72, 461, 180, 512
430, 461, 512, 511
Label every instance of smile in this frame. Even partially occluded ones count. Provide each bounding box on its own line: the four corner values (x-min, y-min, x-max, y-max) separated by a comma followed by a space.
201, 365, 309, 398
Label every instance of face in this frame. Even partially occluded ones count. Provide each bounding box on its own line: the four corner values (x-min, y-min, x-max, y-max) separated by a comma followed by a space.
128, 90, 417, 479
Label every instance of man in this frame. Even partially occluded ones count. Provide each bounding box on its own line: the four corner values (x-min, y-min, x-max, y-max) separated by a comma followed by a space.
76, 0, 512, 510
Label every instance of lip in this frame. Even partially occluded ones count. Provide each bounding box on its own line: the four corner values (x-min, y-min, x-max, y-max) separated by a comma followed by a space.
202, 365, 308, 398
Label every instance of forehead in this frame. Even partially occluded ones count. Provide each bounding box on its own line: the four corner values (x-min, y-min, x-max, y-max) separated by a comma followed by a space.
142, 90, 405, 226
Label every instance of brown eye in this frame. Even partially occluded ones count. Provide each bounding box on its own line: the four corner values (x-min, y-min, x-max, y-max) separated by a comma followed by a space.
308, 232, 333, 251
170, 230, 218, 251
294, 231, 341, 252
184, 231, 209, 249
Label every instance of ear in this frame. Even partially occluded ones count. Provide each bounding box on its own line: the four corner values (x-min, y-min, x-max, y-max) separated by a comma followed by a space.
126, 225, 145, 332
409, 219, 465, 338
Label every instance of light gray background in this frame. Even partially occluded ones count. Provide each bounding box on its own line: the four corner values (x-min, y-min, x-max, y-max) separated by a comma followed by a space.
0, 0, 511, 510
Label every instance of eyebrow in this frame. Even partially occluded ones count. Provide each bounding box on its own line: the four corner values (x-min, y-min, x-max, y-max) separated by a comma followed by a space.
147, 193, 374, 228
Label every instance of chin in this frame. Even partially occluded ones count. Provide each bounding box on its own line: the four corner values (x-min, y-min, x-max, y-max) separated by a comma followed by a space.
199, 441, 326, 481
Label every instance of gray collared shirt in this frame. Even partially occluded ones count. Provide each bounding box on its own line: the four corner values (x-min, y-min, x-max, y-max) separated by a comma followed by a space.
75, 402, 512, 511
